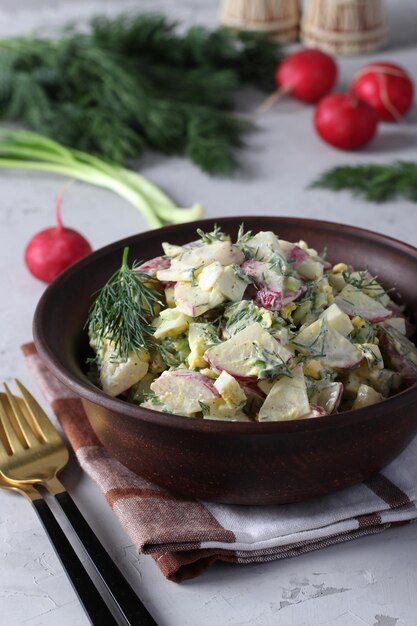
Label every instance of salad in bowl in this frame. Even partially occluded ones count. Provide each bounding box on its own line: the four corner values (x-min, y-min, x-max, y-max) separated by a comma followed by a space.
86, 225, 417, 422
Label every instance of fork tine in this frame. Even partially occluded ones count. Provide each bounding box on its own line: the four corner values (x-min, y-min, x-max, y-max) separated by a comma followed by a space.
14, 379, 61, 444
3, 383, 40, 448
0, 394, 23, 454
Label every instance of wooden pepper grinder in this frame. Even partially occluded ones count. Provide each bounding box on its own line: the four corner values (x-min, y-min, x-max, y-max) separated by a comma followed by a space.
219, 0, 300, 42
301, 0, 388, 54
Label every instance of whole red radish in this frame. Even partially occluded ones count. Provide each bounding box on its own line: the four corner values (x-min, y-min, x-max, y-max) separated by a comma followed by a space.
314, 93, 378, 150
350, 62, 414, 121
276, 49, 338, 103
25, 184, 92, 283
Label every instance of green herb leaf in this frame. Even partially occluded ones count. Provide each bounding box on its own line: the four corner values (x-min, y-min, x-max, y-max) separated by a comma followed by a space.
310, 162, 417, 203
253, 343, 293, 380
235, 223, 254, 258
196, 224, 227, 244
87, 247, 162, 361
0, 14, 282, 175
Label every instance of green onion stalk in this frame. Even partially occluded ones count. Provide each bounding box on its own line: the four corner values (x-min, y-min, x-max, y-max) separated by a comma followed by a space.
0, 129, 204, 228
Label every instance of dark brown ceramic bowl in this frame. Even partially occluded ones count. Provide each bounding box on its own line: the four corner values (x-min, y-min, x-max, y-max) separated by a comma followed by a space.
33, 217, 417, 505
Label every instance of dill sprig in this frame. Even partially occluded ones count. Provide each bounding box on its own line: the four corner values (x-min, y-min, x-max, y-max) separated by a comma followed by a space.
155, 334, 191, 368
234, 264, 255, 284
225, 301, 263, 336
235, 223, 254, 258
199, 401, 211, 416
196, 224, 227, 244
269, 251, 294, 277
342, 269, 384, 299
292, 318, 329, 359
253, 344, 293, 380
310, 162, 417, 203
87, 247, 162, 361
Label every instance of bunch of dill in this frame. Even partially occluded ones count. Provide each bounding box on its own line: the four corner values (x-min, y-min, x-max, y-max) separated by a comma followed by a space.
0, 13, 281, 175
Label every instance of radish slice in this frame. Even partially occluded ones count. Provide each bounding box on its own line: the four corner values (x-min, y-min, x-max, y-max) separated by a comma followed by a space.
150, 369, 219, 416
205, 322, 293, 380
378, 326, 417, 385
294, 322, 362, 369
334, 284, 391, 322
241, 260, 284, 291
321, 303, 353, 337
286, 245, 309, 265
137, 256, 170, 277
241, 260, 304, 311
286, 246, 323, 280
241, 260, 285, 311
283, 285, 306, 306
258, 365, 310, 422
352, 384, 384, 410
310, 381, 343, 414
241, 383, 266, 415
255, 289, 283, 311
306, 404, 328, 418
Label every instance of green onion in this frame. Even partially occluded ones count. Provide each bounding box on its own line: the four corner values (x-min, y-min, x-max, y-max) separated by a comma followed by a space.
0, 129, 204, 228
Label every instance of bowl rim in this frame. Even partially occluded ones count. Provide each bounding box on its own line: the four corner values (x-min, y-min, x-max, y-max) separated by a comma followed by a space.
33, 215, 417, 435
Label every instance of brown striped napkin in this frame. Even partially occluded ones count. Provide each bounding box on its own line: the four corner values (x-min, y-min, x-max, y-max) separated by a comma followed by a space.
23, 342, 417, 583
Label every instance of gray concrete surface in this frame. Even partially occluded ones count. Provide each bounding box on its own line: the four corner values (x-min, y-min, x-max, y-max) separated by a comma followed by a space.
0, 1, 417, 625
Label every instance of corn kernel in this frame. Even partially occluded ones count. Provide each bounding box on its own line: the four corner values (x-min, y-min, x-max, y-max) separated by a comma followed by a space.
188, 352, 208, 369
332, 262, 348, 273
281, 302, 297, 320
352, 316, 364, 328
200, 368, 218, 380
303, 359, 322, 379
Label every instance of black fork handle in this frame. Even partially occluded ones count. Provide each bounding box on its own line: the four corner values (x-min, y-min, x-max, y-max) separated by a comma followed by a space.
55, 491, 157, 626
33, 498, 118, 625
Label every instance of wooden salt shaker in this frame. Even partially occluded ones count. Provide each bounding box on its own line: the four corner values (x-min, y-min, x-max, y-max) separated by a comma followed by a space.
219, 0, 300, 43
301, 0, 388, 55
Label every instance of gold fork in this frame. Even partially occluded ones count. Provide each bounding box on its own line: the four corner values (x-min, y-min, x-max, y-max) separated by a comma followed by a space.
0, 382, 68, 493
0, 381, 156, 626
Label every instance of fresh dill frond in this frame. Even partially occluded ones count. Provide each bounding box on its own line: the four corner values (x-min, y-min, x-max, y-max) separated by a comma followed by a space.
236, 223, 252, 243
342, 269, 390, 302
360, 345, 383, 368
234, 264, 255, 284
292, 318, 329, 360
343, 268, 374, 290
310, 162, 417, 203
196, 224, 227, 244
154, 334, 191, 368
269, 251, 294, 277
297, 278, 321, 304
319, 246, 328, 261
253, 344, 293, 380
143, 392, 164, 407
199, 400, 210, 416
235, 223, 254, 257
87, 247, 162, 362
225, 301, 263, 336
